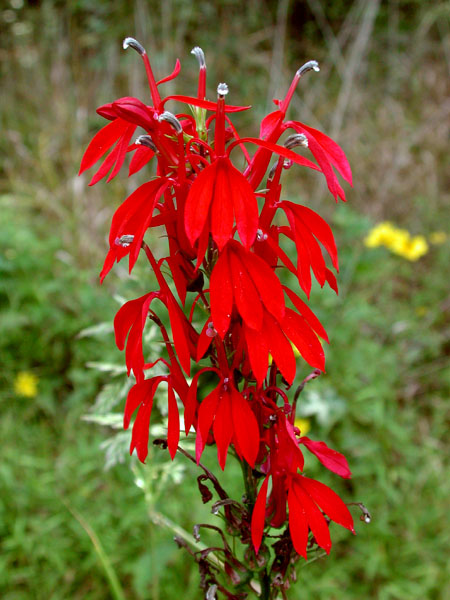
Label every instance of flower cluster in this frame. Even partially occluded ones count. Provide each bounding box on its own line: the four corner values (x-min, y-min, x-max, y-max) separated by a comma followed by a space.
80, 39, 354, 563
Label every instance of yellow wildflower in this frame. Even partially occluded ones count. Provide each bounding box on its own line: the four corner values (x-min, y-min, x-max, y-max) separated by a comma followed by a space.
294, 418, 311, 436
364, 222, 396, 248
429, 231, 447, 245
415, 306, 427, 317
365, 222, 429, 261
398, 236, 429, 261
14, 372, 38, 398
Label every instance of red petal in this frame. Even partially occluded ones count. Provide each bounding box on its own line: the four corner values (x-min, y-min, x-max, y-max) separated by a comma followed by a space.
167, 385, 180, 459
231, 387, 259, 467
300, 437, 352, 479
241, 250, 285, 322
211, 159, 234, 250
213, 390, 233, 470
124, 379, 152, 429
243, 323, 269, 386
130, 402, 153, 462
162, 95, 251, 113
295, 122, 352, 185
112, 97, 156, 131
184, 161, 217, 245
287, 484, 309, 559
210, 250, 233, 338
89, 143, 120, 186
106, 125, 136, 182
295, 204, 338, 270
264, 312, 296, 384
292, 478, 332, 554
259, 110, 284, 139
129, 145, 155, 176
284, 287, 329, 342
156, 59, 181, 86
229, 248, 263, 331
166, 296, 191, 376
79, 118, 129, 174
228, 137, 320, 172
196, 319, 214, 361
227, 162, 258, 248
195, 388, 220, 463
251, 476, 269, 554
114, 293, 151, 351
288, 123, 346, 202
299, 477, 355, 533
282, 309, 325, 372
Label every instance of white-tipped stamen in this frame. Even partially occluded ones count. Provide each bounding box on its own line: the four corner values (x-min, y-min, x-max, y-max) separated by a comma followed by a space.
284, 133, 308, 149
135, 135, 158, 152
191, 46, 206, 68
158, 111, 183, 134
115, 234, 134, 247
296, 60, 320, 77
122, 37, 146, 56
217, 82, 229, 98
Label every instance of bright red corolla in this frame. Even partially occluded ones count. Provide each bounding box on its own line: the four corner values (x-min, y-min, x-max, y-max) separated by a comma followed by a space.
80, 38, 354, 564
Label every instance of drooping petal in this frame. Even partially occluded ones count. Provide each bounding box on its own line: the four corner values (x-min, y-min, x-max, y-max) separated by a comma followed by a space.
229, 248, 263, 331
79, 117, 130, 174
167, 385, 180, 459
299, 476, 355, 533
294, 122, 353, 185
264, 312, 296, 384
287, 483, 309, 559
195, 388, 220, 463
226, 161, 258, 249
243, 323, 269, 386
295, 204, 338, 270
251, 476, 270, 554
282, 308, 325, 372
213, 390, 233, 470
210, 250, 233, 338
129, 145, 155, 176
240, 249, 285, 322
292, 478, 332, 554
184, 161, 218, 246
300, 437, 352, 479
231, 387, 259, 467
211, 159, 234, 250
156, 59, 181, 86
283, 287, 329, 342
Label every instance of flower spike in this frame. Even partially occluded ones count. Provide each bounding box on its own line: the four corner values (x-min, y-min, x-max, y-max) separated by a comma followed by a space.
81, 41, 355, 580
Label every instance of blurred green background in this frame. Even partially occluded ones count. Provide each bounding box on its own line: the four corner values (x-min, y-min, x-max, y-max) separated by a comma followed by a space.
1, 1, 449, 599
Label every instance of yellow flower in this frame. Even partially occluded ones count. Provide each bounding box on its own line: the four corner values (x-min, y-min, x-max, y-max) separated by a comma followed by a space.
365, 222, 429, 261
429, 231, 447, 245
415, 306, 427, 317
294, 418, 311, 435
14, 372, 38, 398
364, 222, 395, 248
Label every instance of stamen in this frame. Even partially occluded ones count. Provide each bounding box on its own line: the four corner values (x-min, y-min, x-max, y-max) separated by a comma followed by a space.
217, 82, 229, 98
256, 229, 268, 242
191, 46, 206, 68
296, 60, 320, 77
115, 234, 134, 247
158, 111, 183, 134
284, 133, 308, 149
135, 135, 157, 152
122, 37, 146, 56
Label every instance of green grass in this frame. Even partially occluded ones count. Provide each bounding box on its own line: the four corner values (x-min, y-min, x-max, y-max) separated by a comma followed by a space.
1, 1, 449, 599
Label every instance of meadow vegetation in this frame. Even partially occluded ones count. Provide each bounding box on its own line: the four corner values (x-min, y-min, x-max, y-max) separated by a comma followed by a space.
1, 1, 449, 598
